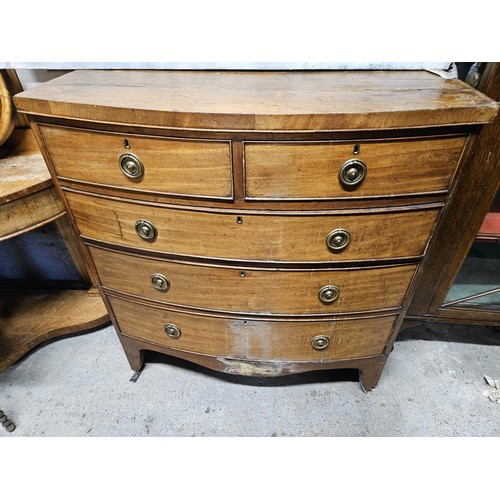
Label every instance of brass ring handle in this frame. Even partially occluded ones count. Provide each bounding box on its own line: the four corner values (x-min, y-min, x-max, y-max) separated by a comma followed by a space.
164, 323, 181, 339
326, 229, 350, 252
150, 273, 170, 291
338, 159, 366, 188
311, 335, 330, 350
135, 219, 157, 240
318, 285, 339, 304
119, 153, 144, 179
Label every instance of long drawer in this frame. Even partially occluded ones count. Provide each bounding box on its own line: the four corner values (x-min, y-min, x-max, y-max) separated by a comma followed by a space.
244, 137, 466, 199
66, 190, 440, 263
108, 295, 398, 361
90, 245, 417, 315
38, 125, 233, 199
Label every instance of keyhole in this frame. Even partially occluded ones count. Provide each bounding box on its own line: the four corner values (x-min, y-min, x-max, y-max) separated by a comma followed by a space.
236, 216, 243, 224
353, 144, 360, 155
124, 139, 131, 149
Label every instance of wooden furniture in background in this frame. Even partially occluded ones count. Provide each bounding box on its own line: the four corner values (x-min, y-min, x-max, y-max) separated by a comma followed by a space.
0, 70, 109, 372
476, 197, 500, 243
0, 70, 16, 146
14, 70, 498, 390
406, 62, 500, 326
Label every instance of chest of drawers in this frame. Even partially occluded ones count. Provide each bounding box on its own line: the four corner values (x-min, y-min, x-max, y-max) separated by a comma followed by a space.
14, 70, 498, 391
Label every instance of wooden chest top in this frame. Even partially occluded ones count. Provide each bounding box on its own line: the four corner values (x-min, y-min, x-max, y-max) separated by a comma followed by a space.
14, 70, 498, 131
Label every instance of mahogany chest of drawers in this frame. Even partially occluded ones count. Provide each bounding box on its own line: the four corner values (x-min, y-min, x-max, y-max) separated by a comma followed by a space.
14, 70, 498, 391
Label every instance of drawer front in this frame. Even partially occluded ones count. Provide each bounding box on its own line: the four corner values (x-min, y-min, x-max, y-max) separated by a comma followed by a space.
39, 125, 233, 199
244, 137, 466, 199
90, 246, 417, 315
66, 191, 440, 262
108, 295, 398, 361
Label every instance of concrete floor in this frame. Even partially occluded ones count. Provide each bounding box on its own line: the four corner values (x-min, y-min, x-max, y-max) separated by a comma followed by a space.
1, 320, 499, 437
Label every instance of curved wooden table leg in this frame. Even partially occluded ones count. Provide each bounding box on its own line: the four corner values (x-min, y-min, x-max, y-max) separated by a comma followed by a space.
359, 356, 388, 393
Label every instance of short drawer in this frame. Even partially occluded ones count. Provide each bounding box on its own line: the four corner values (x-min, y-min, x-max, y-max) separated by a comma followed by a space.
90, 246, 417, 315
108, 295, 398, 361
67, 191, 440, 263
244, 137, 466, 199
38, 125, 233, 199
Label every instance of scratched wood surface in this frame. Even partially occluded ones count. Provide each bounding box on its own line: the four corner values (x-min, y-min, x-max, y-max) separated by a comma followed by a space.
15, 69, 499, 389
38, 124, 233, 199
108, 294, 397, 361
89, 245, 417, 315
0, 128, 65, 240
0, 289, 109, 372
65, 190, 441, 263
0, 128, 52, 204
244, 136, 467, 199
0, 186, 64, 241
14, 70, 498, 131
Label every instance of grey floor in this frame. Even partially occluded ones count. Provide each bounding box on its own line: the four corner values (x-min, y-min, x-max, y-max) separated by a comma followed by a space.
1, 319, 499, 437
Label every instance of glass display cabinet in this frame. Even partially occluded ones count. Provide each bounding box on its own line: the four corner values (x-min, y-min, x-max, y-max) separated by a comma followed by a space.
406, 62, 500, 329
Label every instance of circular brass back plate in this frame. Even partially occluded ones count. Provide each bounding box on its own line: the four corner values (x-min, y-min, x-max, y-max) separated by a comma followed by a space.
119, 153, 144, 179
135, 219, 157, 240
311, 335, 330, 350
326, 229, 351, 252
338, 159, 366, 188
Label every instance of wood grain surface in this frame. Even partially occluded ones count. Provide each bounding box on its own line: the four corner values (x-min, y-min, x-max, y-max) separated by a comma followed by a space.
39, 124, 233, 199
117, 331, 387, 390
65, 190, 441, 263
244, 136, 467, 199
108, 294, 397, 361
407, 63, 500, 318
14, 70, 498, 131
0, 128, 52, 204
0, 289, 109, 372
0, 69, 15, 146
15, 68, 499, 387
89, 245, 416, 315
0, 186, 64, 241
